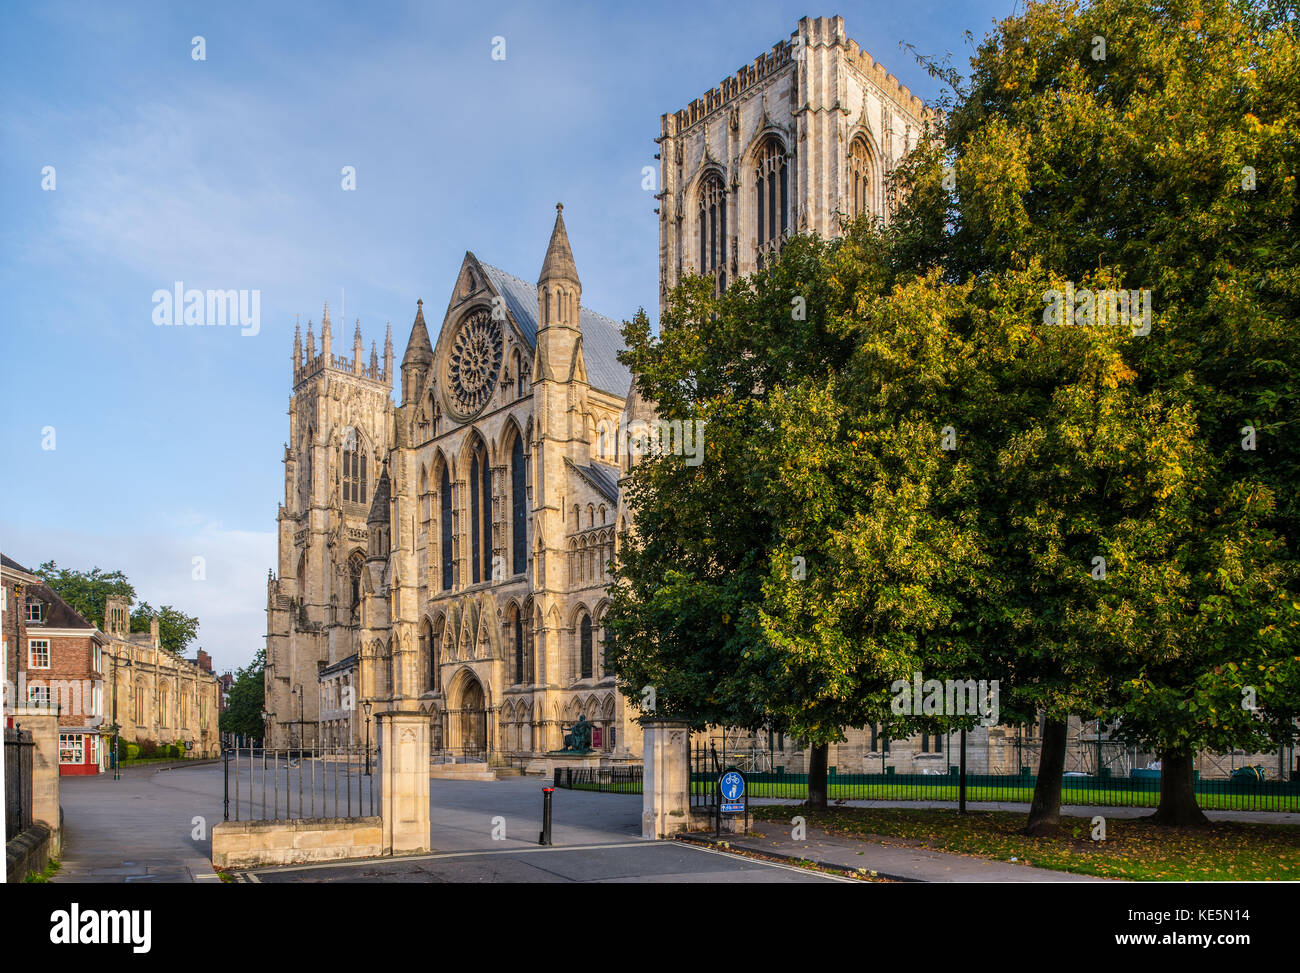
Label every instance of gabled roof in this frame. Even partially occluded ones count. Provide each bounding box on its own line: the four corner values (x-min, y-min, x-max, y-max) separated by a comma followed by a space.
477, 262, 631, 399
565, 457, 621, 505
28, 579, 96, 630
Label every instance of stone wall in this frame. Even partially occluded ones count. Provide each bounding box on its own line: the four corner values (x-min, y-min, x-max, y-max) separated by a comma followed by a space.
210, 816, 382, 869
6, 821, 54, 882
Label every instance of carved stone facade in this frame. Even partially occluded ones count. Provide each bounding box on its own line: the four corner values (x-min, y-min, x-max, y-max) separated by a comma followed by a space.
266, 206, 637, 763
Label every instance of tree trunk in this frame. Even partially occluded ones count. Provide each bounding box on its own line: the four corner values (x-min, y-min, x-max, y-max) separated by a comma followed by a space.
1149, 748, 1210, 826
807, 743, 829, 811
1024, 717, 1067, 836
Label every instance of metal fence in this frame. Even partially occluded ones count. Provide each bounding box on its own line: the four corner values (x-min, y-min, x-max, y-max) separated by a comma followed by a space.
549, 756, 1300, 813
552, 765, 643, 794
690, 741, 722, 810
223, 746, 377, 822
725, 768, 1300, 812
5, 727, 35, 840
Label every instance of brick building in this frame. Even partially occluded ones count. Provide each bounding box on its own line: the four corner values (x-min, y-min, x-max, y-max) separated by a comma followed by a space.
2, 553, 108, 775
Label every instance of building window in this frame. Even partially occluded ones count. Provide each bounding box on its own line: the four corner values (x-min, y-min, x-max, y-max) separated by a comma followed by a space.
756, 137, 789, 267
28, 639, 50, 668
440, 466, 454, 590
25, 601, 43, 623
342, 428, 367, 504
348, 550, 365, 612
59, 733, 84, 764
469, 442, 492, 584
514, 613, 525, 685
848, 136, 873, 219
698, 170, 727, 295
28, 684, 51, 708
511, 436, 527, 576
579, 614, 593, 680
920, 733, 942, 754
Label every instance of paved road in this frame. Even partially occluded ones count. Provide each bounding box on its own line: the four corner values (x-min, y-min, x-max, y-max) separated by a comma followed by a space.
244, 841, 843, 883
53, 763, 843, 883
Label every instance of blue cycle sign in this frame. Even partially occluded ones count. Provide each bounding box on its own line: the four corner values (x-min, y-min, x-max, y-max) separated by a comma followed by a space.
720, 770, 745, 801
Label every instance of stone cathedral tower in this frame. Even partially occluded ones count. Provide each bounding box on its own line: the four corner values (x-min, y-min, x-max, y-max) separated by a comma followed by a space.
265, 304, 395, 747
656, 15, 930, 311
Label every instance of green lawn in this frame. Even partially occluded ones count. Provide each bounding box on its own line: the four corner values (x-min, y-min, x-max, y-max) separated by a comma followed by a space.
750, 805, 1300, 881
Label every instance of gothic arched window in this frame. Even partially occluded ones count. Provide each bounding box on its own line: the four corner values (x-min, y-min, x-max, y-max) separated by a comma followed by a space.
439, 466, 454, 590
514, 611, 525, 684
579, 614, 593, 680
849, 136, 873, 219
756, 137, 789, 268
469, 440, 492, 584
348, 550, 364, 611
698, 170, 727, 294
511, 435, 527, 575
342, 428, 367, 504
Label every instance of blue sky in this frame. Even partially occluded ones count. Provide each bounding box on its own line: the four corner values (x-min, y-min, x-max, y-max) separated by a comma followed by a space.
0, 0, 1013, 672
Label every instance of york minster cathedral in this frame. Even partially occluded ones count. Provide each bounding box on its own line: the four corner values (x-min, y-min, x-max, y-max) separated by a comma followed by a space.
264, 16, 938, 770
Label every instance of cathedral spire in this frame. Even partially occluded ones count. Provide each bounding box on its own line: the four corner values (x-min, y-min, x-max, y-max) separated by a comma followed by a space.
370, 340, 378, 374
353, 319, 363, 375
539, 202, 580, 287
293, 318, 302, 371
400, 300, 433, 406
305, 320, 316, 361
321, 301, 332, 360
383, 322, 394, 383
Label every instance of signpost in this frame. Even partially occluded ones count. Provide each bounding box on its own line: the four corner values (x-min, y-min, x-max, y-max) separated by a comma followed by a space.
716, 768, 747, 837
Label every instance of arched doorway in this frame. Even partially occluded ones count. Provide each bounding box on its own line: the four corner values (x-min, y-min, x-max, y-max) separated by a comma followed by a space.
459, 676, 487, 760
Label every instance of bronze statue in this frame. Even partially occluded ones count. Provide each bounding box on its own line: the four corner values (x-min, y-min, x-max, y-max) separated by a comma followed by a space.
563, 714, 593, 752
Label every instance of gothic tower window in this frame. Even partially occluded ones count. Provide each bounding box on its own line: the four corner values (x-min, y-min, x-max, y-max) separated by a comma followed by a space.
579, 613, 593, 680
348, 550, 364, 614
849, 135, 873, 219
511, 435, 527, 575
440, 466, 454, 591
698, 170, 727, 295
756, 136, 789, 268
342, 428, 367, 504
299, 426, 313, 510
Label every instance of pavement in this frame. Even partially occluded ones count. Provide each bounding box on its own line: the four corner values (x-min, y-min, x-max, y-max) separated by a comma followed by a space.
54, 763, 224, 883
681, 824, 1109, 882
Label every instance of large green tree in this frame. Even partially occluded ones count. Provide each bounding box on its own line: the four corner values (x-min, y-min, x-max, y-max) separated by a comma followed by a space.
35, 561, 135, 626
36, 561, 202, 656
894, 0, 1300, 826
219, 648, 266, 742
130, 602, 201, 656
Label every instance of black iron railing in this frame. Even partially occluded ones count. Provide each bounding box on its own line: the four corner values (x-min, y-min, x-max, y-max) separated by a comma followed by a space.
222, 746, 376, 822
4, 727, 35, 840
547, 756, 1300, 812
552, 765, 643, 793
